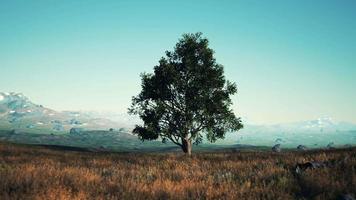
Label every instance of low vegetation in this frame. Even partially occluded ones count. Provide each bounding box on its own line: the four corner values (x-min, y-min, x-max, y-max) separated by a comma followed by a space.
0, 142, 355, 199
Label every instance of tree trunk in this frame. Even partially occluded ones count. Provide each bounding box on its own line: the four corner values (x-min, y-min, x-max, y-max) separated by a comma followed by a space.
182, 138, 192, 156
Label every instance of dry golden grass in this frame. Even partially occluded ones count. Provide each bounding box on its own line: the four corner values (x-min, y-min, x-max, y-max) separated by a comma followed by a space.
0, 142, 355, 200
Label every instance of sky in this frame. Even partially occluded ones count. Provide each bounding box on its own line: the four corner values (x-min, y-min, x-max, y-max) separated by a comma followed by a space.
0, 0, 355, 124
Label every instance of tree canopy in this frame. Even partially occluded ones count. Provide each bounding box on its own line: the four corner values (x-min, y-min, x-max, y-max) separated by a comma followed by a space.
129, 32, 243, 155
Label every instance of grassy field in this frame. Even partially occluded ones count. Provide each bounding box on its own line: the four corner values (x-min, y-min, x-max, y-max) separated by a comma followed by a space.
0, 142, 355, 200
0, 129, 272, 152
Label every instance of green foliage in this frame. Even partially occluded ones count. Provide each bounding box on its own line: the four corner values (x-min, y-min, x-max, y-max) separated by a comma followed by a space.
129, 33, 243, 152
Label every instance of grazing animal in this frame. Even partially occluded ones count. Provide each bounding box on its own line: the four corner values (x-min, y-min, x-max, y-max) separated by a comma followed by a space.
295, 161, 326, 174
295, 156, 349, 175
327, 142, 335, 149
272, 144, 281, 152
297, 145, 307, 151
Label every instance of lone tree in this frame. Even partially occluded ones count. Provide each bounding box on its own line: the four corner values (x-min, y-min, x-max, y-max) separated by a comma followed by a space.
129, 33, 243, 155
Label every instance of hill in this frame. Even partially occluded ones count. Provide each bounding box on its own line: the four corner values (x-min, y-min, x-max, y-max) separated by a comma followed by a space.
0, 92, 124, 134
1, 92, 355, 151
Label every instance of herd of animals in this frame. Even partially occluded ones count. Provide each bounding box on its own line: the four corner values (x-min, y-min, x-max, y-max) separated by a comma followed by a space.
271, 142, 348, 153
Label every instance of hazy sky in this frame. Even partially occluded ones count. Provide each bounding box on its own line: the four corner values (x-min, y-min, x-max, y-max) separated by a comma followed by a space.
1, 0, 355, 124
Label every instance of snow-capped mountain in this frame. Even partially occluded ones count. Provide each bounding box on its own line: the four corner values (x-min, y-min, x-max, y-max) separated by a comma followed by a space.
235, 116, 356, 134
0, 92, 56, 121
220, 117, 356, 147
302, 117, 356, 132
1, 92, 355, 148
0, 92, 123, 132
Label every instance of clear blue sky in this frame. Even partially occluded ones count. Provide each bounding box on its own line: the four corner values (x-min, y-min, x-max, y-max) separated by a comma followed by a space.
1, 0, 355, 124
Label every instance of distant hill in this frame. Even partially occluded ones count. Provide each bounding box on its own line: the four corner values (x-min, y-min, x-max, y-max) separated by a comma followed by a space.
0, 92, 355, 150
0, 92, 124, 133
221, 117, 356, 148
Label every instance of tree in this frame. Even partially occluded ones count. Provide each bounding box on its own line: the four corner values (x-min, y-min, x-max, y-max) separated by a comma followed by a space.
128, 32, 243, 155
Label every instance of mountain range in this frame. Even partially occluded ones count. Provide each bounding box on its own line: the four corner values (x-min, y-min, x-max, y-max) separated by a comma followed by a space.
0, 92, 126, 134
0, 92, 355, 150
